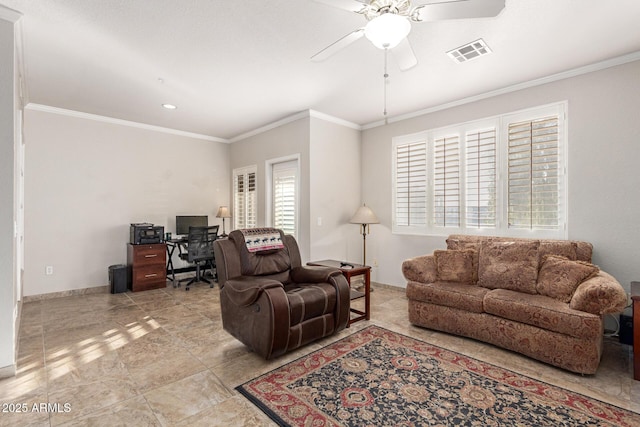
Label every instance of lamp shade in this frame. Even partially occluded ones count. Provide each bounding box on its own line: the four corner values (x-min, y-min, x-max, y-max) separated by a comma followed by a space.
364, 13, 411, 49
216, 206, 231, 218
350, 205, 379, 225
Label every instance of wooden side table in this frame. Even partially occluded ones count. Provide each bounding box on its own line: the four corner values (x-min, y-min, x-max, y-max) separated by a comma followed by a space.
307, 259, 371, 325
633, 295, 639, 381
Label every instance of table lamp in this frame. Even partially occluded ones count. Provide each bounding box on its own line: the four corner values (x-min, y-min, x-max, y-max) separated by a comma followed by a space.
216, 206, 231, 237
350, 204, 379, 266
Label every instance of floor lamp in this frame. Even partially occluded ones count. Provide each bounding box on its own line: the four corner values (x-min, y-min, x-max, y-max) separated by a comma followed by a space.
216, 206, 231, 238
350, 204, 379, 266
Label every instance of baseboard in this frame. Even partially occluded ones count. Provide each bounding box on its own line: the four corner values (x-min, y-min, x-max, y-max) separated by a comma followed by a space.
23, 285, 109, 302
371, 281, 403, 291
0, 364, 16, 379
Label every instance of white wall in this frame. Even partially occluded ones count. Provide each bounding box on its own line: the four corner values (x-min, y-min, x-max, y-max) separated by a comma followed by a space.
362, 59, 640, 291
309, 117, 363, 266
23, 108, 230, 297
229, 116, 312, 260
229, 113, 363, 265
0, 12, 17, 374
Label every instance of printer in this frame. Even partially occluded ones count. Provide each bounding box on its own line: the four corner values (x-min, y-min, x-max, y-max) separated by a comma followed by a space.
129, 223, 164, 245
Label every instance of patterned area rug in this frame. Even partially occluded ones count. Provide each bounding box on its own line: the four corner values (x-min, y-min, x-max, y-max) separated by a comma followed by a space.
237, 326, 640, 427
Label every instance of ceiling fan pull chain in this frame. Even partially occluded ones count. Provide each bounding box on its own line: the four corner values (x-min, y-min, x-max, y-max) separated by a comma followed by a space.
383, 46, 389, 124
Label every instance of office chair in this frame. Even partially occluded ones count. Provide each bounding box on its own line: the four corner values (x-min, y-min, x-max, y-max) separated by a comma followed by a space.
178, 225, 218, 290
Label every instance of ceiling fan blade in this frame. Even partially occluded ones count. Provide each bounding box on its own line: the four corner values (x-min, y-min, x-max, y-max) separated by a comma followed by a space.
312, 0, 371, 14
412, 0, 505, 22
392, 38, 418, 71
311, 28, 365, 62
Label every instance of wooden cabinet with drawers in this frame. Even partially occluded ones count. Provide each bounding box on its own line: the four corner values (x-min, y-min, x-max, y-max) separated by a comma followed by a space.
127, 243, 167, 292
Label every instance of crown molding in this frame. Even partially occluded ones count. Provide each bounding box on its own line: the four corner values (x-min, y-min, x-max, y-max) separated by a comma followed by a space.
228, 109, 361, 143
0, 4, 22, 23
309, 110, 361, 130
362, 50, 640, 130
24, 103, 229, 143
229, 111, 309, 143
21, 51, 640, 141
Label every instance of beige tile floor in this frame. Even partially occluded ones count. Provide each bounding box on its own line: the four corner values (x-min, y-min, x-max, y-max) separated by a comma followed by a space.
2, 279, 639, 426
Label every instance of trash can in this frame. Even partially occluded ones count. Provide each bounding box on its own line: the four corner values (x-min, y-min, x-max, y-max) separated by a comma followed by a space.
620, 307, 633, 345
108, 264, 128, 294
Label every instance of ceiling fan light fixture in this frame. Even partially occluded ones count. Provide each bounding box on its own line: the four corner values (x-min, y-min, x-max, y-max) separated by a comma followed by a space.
364, 13, 411, 49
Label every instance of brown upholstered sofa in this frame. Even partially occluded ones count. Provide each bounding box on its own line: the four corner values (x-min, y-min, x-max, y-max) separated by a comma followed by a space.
213, 228, 350, 359
403, 235, 627, 374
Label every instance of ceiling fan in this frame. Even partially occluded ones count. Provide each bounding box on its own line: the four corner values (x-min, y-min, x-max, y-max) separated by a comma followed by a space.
311, 0, 505, 71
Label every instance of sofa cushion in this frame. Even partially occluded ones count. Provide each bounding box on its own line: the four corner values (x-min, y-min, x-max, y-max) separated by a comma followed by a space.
536, 255, 599, 302
575, 242, 594, 263
478, 240, 540, 294
446, 237, 483, 282
434, 249, 475, 283
538, 241, 578, 262
483, 289, 602, 340
406, 281, 489, 313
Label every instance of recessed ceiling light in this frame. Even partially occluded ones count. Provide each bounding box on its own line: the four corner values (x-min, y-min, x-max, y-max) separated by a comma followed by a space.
162, 103, 177, 110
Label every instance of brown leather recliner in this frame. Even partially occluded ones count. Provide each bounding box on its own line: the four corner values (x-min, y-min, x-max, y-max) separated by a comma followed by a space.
213, 228, 351, 359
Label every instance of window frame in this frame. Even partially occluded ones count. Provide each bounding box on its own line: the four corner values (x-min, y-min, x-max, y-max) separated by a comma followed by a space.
265, 154, 300, 238
392, 102, 567, 239
232, 165, 257, 231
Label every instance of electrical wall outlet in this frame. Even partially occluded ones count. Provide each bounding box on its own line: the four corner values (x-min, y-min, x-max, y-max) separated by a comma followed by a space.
45, 266, 53, 275
373, 259, 379, 267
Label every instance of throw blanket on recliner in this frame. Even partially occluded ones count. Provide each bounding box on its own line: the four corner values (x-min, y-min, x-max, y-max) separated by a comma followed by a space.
241, 228, 285, 253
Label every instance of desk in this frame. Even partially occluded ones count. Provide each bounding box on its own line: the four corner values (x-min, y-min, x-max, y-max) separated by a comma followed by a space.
166, 238, 188, 286
307, 259, 371, 325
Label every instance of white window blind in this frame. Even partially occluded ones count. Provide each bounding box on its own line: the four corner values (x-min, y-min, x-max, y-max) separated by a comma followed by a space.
466, 129, 496, 228
434, 135, 460, 227
395, 141, 427, 227
508, 116, 559, 230
392, 102, 566, 238
272, 160, 298, 237
233, 166, 257, 230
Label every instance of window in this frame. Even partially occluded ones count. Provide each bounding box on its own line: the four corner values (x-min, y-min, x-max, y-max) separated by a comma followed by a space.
394, 142, 427, 227
267, 157, 299, 238
466, 129, 497, 228
233, 166, 257, 230
434, 135, 461, 227
507, 115, 560, 230
392, 103, 566, 238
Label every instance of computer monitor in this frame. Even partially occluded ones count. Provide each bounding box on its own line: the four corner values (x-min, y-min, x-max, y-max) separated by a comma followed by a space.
175, 215, 208, 236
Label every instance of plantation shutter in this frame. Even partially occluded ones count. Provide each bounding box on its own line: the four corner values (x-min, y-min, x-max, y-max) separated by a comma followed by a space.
434, 135, 460, 227
508, 116, 559, 230
233, 167, 257, 230
395, 141, 427, 227
272, 160, 297, 237
465, 129, 497, 228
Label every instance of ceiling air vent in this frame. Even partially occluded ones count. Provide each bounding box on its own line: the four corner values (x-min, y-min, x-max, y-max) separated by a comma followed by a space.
447, 39, 492, 63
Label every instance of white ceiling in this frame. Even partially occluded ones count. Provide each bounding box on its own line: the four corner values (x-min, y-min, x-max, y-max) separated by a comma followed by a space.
2, 0, 640, 141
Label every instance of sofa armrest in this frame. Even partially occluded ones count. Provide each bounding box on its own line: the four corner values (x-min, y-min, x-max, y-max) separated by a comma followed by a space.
290, 266, 342, 283
223, 276, 283, 307
402, 255, 437, 284
569, 271, 628, 315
